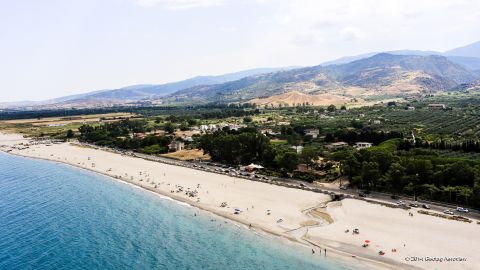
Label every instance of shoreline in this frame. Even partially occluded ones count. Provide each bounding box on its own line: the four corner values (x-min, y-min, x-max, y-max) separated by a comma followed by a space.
0, 150, 381, 270
1, 132, 477, 270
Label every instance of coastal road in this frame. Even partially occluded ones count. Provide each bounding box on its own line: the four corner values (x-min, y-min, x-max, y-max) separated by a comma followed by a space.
91, 145, 480, 221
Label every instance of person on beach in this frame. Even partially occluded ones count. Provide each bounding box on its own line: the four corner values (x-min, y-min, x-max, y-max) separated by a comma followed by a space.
311, 249, 315, 254
324, 249, 326, 256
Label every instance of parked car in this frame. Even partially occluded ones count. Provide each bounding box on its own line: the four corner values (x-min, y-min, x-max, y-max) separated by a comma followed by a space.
396, 200, 405, 205
339, 185, 347, 190
422, 204, 431, 209
443, 209, 454, 215
390, 195, 399, 200
358, 193, 366, 197
456, 207, 469, 213
409, 203, 419, 208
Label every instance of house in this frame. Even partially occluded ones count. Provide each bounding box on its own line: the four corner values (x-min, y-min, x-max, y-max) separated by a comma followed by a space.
261, 128, 274, 135
305, 128, 320, 138
290, 145, 304, 154
373, 120, 381, 124
169, 140, 185, 152
427, 104, 446, 110
228, 123, 246, 131
326, 142, 348, 150
354, 142, 373, 150
181, 136, 193, 142
407, 106, 416, 110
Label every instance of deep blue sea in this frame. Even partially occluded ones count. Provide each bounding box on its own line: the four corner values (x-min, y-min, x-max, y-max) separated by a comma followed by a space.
0, 153, 350, 270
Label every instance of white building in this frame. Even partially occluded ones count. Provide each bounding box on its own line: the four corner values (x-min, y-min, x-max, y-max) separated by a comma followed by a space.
291, 145, 304, 154
305, 128, 320, 138
354, 142, 373, 150
326, 142, 348, 150
169, 141, 185, 152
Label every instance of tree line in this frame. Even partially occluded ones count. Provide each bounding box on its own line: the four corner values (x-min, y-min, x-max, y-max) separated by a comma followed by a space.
78, 119, 171, 154
335, 139, 480, 207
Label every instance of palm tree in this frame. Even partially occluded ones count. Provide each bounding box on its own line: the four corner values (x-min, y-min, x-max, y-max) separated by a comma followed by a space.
442, 186, 456, 203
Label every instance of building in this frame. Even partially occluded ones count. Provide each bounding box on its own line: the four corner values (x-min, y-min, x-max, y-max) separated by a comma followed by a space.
169, 140, 185, 152
427, 104, 446, 110
373, 120, 381, 124
326, 142, 348, 150
354, 142, 373, 150
290, 145, 304, 154
407, 106, 416, 110
305, 128, 320, 138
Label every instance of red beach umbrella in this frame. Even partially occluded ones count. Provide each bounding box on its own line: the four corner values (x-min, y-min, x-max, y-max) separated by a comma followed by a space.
364, 240, 370, 243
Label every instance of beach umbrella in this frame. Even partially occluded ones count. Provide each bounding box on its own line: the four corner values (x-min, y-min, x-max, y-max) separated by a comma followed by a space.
364, 240, 370, 243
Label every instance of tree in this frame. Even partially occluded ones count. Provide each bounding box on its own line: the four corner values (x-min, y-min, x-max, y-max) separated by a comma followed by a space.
180, 121, 190, 131
385, 162, 405, 192
421, 183, 440, 199
243, 116, 253, 123
442, 186, 456, 203
300, 147, 319, 169
340, 105, 347, 110
361, 161, 380, 189
287, 132, 302, 146
66, 129, 74, 138
327, 104, 336, 112
275, 152, 299, 175
164, 122, 175, 134
456, 186, 473, 205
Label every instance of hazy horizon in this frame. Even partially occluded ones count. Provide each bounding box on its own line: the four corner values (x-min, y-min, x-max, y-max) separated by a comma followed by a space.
1, 0, 480, 102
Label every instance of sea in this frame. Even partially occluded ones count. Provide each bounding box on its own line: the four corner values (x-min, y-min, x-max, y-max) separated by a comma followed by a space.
0, 153, 352, 270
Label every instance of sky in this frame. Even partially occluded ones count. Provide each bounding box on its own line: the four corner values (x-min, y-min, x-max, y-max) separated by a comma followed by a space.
1, 0, 480, 102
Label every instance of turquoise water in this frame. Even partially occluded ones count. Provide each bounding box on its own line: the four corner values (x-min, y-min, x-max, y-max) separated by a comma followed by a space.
0, 153, 349, 270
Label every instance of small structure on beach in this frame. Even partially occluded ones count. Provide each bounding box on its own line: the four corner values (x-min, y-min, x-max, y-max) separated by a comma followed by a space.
244, 163, 264, 172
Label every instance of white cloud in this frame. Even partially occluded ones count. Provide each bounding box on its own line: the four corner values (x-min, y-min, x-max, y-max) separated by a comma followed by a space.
340, 27, 365, 41
136, 0, 225, 9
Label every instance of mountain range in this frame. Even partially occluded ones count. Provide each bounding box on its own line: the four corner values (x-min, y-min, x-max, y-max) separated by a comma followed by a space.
4, 41, 480, 109
160, 53, 477, 106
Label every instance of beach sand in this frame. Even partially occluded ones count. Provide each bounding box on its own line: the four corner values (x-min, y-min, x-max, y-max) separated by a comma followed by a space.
1, 132, 479, 270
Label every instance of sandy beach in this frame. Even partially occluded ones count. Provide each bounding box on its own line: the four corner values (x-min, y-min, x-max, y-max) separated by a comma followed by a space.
1, 132, 479, 270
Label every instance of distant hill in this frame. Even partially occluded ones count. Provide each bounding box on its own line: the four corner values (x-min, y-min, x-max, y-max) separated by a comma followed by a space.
322, 49, 480, 71
162, 53, 477, 105
55, 67, 297, 105
321, 50, 439, 66
454, 79, 480, 92
444, 41, 480, 58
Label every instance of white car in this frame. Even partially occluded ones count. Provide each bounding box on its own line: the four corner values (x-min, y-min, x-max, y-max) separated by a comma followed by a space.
456, 207, 469, 213
443, 209, 454, 215
396, 200, 405, 205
